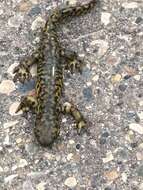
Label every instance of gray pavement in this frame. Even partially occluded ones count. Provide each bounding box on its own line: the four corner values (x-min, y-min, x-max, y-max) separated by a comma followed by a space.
0, 0, 143, 189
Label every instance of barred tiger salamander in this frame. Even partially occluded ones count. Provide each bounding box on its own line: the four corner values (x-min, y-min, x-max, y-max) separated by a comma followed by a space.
13, 0, 96, 146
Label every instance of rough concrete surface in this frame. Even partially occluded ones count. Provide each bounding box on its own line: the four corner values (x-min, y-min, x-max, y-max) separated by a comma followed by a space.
0, 0, 143, 189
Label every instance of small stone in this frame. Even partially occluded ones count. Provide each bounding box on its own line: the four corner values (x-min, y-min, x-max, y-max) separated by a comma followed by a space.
64, 177, 77, 188
123, 75, 131, 80
16, 138, 22, 144
122, 2, 139, 9
134, 75, 141, 81
67, 0, 77, 5
101, 12, 111, 25
111, 74, 122, 83
28, 6, 41, 16
4, 174, 18, 183
9, 102, 23, 116
18, 159, 28, 168
3, 133, 11, 146
102, 151, 114, 163
18, 1, 32, 12
31, 16, 45, 30
0, 80, 16, 95
91, 40, 109, 57
8, 14, 23, 28
69, 140, 75, 145
23, 180, 34, 190
0, 9, 3, 15
118, 84, 127, 92
138, 143, 143, 149
92, 75, 99, 82
36, 182, 46, 190
0, 166, 3, 172
83, 87, 93, 100
135, 17, 143, 24
87, 82, 92, 87
139, 182, 143, 190
30, 0, 38, 4
138, 112, 143, 120
129, 123, 143, 135
67, 153, 73, 161
7, 62, 19, 77
3, 121, 19, 129
121, 173, 127, 182
76, 143, 81, 150
137, 164, 143, 176
139, 101, 143, 107
136, 152, 143, 160
106, 55, 120, 65
104, 170, 119, 182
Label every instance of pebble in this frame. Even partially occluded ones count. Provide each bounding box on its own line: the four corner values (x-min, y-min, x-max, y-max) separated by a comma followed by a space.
133, 75, 141, 81
129, 123, 143, 135
64, 177, 77, 188
138, 112, 143, 120
83, 87, 93, 100
137, 164, 143, 176
8, 14, 23, 28
136, 152, 143, 161
36, 182, 46, 190
111, 74, 122, 83
0, 166, 3, 172
102, 151, 114, 163
30, 0, 38, 4
104, 170, 119, 182
67, 0, 77, 5
90, 40, 109, 57
31, 16, 45, 31
3, 120, 19, 129
18, 159, 28, 168
139, 182, 143, 190
3, 133, 11, 146
9, 102, 23, 116
122, 2, 139, 9
0, 80, 16, 95
16, 138, 22, 144
69, 140, 75, 145
28, 6, 41, 16
92, 75, 99, 82
118, 84, 127, 92
121, 173, 127, 183
101, 12, 111, 25
4, 174, 18, 183
18, 1, 32, 12
23, 180, 35, 190
67, 153, 73, 161
139, 101, 143, 107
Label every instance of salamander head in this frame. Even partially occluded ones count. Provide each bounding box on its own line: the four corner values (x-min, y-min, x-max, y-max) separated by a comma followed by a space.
34, 119, 60, 147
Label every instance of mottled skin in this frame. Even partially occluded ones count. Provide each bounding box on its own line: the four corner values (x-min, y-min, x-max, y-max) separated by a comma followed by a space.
13, 0, 96, 146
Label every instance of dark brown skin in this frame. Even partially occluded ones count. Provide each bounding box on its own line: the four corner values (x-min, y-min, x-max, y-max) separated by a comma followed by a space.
13, 0, 96, 146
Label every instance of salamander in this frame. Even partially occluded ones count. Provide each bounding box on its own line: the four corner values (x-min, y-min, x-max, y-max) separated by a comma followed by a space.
13, 0, 96, 146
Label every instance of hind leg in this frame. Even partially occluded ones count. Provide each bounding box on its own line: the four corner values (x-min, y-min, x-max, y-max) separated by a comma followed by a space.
62, 102, 86, 134
16, 94, 38, 116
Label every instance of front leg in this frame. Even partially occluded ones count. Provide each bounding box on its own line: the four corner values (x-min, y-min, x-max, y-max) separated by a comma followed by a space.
62, 102, 86, 134
13, 50, 41, 83
60, 49, 84, 74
